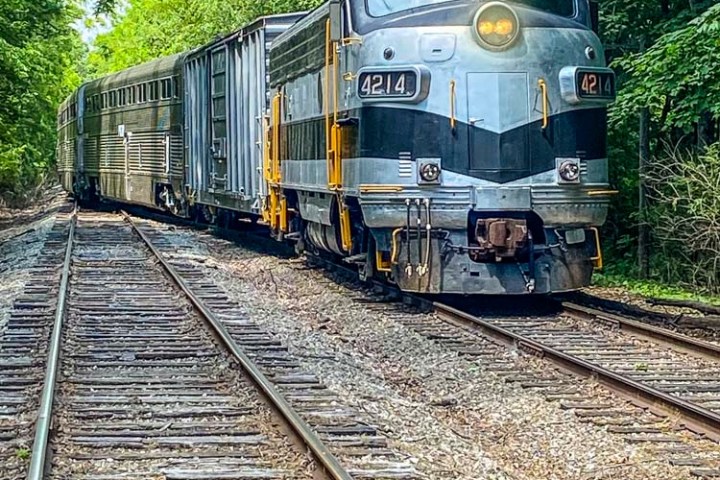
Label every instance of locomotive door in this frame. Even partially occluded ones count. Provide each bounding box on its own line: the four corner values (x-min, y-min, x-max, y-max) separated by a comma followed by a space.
124, 130, 131, 200
340, 1, 360, 108
210, 46, 229, 191
466, 73, 530, 176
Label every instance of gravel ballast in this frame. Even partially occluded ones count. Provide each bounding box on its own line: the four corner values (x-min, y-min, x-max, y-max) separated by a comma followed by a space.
143, 221, 706, 480
0, 192, 67, 332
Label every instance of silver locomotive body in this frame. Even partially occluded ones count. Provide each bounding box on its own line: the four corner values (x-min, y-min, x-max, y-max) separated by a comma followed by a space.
269, 0, 614, 294
58, 1, 615, 296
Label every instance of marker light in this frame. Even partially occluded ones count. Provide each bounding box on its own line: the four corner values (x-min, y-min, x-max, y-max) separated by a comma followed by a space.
473, 2, 520, 51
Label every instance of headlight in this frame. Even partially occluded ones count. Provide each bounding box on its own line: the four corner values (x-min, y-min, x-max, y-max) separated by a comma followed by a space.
473, 2, 520, 51
558, 160, 581, 183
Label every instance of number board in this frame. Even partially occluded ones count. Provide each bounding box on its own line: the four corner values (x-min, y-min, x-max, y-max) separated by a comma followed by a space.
576, 69, 616, 100
358, 70, 418, 99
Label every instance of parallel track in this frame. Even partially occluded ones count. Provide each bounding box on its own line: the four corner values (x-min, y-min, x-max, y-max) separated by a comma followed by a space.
24, 210, 359, 480
125, 216, 417, 479
434, 302, 720, 440
304, 253, 720, 475
49, 203, 720, 476
0, 203, 74, 479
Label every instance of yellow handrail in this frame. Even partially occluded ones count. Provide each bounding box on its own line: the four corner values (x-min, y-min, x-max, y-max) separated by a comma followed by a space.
449, 80, 456, 130
325, 18, 351, 252
538, 79, 549, 129
390, 227, 404, 265
589, 227, 603, 270
325, 19, 332, 187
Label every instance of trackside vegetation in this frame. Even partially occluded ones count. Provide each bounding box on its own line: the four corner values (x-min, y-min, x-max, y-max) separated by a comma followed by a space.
0, 0, 84, 205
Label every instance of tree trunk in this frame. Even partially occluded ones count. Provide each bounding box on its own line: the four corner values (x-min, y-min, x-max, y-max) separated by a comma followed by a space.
638, 107, 651, 279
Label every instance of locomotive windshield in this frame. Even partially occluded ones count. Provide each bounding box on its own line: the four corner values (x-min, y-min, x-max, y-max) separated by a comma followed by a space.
366, 0, 454, 16
516, 0, 575, 17
366, 0, 575, 17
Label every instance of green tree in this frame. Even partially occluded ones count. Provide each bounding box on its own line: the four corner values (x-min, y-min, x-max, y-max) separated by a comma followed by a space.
89, 0, 324, 76
0, 0, 84, 204
598, 0, 717, 279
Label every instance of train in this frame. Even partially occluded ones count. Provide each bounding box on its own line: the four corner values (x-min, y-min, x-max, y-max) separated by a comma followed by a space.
57, 0, 616, 295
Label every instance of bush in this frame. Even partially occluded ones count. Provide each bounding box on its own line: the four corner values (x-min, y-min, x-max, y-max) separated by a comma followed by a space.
645, 143, 720, 292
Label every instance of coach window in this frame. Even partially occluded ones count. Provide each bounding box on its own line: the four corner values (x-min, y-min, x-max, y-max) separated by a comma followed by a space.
172, 77, 179, 98
101, 93, 107, 109
161, 79, 171, 100
149, 81, 159, 102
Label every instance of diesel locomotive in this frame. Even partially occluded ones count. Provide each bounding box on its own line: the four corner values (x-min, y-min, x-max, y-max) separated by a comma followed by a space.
58, 0, 616, 295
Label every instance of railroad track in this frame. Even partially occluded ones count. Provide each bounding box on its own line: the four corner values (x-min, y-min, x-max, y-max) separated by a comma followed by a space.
126, 216, 416, 479
49, 204, 720, 477
0, 202, 74, 478
12, 209, 415, 480
427, 301, 720, 477
296, 254, 720, 476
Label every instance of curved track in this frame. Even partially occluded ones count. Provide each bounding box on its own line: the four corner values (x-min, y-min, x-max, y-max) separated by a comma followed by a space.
298, 252, 720, 475
430, 301, 720, 476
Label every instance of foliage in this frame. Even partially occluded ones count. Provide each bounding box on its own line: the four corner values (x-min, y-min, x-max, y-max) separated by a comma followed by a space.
15, 447, 30, 460
89, 0, 324, 76
598, 0, 720, 293
642, 143, 720, 292
0, 0, 84, 205
593, 273, 720, 305
614, 4, 720, 134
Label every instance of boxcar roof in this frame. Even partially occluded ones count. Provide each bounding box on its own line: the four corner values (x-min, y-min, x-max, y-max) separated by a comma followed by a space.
186, 13, 306, 60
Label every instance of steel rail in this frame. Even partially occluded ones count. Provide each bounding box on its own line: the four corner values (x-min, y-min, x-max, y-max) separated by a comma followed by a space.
433, 301, 720, 441
563, 301, 720, 361
27, 206, 77, 480
122, 211, 354, 480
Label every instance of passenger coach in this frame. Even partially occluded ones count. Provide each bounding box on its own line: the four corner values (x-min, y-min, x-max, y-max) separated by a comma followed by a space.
59, 0, 616, 296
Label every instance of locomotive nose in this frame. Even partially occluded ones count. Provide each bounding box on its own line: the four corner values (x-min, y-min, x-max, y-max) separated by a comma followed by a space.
466, 72, 532, 184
